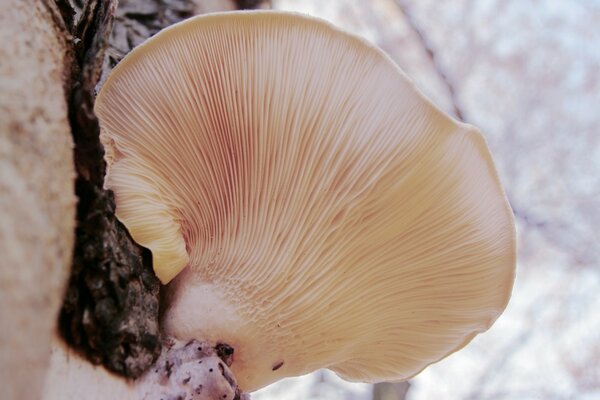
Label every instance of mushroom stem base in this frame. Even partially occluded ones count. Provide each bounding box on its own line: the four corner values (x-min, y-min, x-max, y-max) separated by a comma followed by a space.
44, 335, 249, 400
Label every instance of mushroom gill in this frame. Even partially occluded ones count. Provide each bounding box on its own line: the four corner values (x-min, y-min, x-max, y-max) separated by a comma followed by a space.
95, 11, 516, 392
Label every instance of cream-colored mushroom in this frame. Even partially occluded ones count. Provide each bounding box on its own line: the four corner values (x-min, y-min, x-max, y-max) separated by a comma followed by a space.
95, 11, 516, 392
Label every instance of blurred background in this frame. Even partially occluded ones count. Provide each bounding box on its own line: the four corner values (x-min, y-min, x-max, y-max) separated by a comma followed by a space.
250, 0, 600, 399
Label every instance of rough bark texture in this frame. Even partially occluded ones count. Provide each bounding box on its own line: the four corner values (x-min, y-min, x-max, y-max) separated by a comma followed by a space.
104, 0, 195, 73
57, 0, 187, 379
0, 1, 75, 399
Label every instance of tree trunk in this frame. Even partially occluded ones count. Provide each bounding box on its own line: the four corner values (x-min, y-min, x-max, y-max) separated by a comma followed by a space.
0, 1, 75, 399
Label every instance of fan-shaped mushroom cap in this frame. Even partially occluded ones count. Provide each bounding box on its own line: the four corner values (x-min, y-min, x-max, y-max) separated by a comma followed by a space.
95, 11, 515, 392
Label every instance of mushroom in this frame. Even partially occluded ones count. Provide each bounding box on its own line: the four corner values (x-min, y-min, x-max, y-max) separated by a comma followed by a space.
95, 11, 516, 392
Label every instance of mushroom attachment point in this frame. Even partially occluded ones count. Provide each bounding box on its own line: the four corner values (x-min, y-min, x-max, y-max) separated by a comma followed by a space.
136, 339, 242, 400
95, 11, 516, 392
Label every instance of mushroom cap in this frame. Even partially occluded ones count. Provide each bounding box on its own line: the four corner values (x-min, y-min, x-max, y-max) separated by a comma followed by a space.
95, 11, 516, 392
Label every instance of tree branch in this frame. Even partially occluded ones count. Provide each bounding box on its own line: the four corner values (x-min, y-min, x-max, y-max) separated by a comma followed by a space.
394, 0, 466, 121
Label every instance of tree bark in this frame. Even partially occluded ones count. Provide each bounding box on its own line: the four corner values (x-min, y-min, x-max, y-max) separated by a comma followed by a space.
0, 1, 75, 399
57, 0, 179, 379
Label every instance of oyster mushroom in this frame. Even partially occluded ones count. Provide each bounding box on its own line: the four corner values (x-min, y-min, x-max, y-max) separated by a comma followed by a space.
95, 11, 516, 392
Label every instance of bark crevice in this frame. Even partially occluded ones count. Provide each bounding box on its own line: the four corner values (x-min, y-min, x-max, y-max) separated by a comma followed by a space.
58, 0, 162, 379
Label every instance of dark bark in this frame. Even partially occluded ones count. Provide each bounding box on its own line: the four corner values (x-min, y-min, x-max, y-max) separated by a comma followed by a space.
104, 0, 195, 71
56, 0, 162, 379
